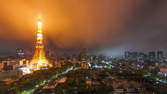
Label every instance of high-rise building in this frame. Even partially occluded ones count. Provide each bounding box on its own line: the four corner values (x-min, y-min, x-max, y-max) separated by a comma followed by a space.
148, 51, 156, 62
124, 51, 138, 61
78, 48, 88, 61
16, 48, 25, 58
30, 16, 52, 70
157, 51, 164, 62
157, 51, 163, 58
124, 51, 130, 60
124, 51, 147, 62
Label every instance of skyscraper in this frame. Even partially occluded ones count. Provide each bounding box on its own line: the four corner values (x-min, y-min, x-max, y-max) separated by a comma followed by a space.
157, 51, 164, 62
148, 51, 156, 62
16, 48, 25, 59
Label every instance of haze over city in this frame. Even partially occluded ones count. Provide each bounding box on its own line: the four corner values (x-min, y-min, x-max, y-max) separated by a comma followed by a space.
0, 0, 167, 56
1, 1, 167, 94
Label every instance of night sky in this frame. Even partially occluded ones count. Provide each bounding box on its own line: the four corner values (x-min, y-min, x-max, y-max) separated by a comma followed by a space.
0, 0, 167, 56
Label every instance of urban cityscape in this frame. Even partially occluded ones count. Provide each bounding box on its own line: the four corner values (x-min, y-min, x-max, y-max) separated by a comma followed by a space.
0, 1, 167, 94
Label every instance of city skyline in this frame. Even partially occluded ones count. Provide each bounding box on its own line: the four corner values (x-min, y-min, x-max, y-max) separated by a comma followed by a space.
0, 1, 167, 94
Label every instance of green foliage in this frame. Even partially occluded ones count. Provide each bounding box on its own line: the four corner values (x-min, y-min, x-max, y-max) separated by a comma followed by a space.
0, 64, 74, 94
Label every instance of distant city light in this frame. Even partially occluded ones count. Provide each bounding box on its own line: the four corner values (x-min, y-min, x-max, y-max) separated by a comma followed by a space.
18, 67, 31, 75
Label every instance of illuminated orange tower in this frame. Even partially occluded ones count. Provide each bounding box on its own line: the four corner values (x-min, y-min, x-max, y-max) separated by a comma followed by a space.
30, 16, 51, 70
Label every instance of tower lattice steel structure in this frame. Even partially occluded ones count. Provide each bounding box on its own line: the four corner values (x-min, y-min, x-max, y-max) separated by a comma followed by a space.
30, 16, 51, 70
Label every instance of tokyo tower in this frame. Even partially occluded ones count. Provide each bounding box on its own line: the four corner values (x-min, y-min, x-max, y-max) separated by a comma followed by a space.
30, 16, 52, 70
